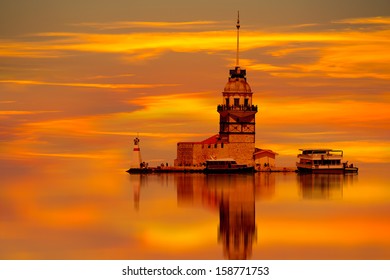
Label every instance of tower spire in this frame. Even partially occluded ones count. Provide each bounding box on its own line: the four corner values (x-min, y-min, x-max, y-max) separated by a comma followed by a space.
236, 11, 240, 67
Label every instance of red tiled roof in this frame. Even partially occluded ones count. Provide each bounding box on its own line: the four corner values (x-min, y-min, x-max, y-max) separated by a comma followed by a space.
177, 134, 221, 145
200, 134, 221, 144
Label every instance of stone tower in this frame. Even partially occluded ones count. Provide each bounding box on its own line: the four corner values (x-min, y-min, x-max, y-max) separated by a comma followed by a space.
218, 66, 257, 143
175, 12, 261, 167
217, 12, 257, 164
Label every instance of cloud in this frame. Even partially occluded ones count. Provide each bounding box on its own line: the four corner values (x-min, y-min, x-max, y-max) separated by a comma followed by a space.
83, 74, 135, 80
293, 42, 390, 79
267, 47, 320, 57
88, 130, 210, 139
333, 16, 390, 25
21, 152, 107, 159
238, 59, 290, 71
0, 79, 179, 89
0, 110, 60, 115
237, 29, 390, 80
72, 21, 221, 30
0, 25, 380, 58
129, 91, 214, 110
0, 101, 16, 104
1, 19, 388, 84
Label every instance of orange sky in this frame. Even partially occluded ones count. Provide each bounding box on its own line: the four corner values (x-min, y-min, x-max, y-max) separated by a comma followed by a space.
0, 1, 389, 167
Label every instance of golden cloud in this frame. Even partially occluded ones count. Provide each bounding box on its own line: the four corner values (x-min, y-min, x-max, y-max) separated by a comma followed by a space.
1, 19, 388, 82
0, 110, 60, 115
21, 152, 106, 159
294, 42, 390, 79
333, 16, 390, 25
88, 130, 211, 139
0, 79, 179, 89
0, 26, 384, 57
72, 20, 220, 30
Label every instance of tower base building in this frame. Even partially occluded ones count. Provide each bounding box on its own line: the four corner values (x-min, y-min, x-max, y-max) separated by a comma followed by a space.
175, 66, 260, 167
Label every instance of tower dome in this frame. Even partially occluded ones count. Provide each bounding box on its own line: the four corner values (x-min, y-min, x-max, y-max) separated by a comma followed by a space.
223, 66, 252, 93
224, 79, 252, 93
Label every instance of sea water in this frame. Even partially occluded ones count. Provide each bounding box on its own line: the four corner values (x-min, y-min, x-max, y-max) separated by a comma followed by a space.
0, 159, 389, 259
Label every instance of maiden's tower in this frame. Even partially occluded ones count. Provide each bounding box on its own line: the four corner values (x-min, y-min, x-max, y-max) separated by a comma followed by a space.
175, 13, 276, 168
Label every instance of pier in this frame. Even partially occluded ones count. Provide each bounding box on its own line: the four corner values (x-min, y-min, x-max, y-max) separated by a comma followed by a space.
127, 166, 296, 174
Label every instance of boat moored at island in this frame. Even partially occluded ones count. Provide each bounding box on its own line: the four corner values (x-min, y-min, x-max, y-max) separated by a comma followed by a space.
205, 158, 255, 173
296, 149, 358, 174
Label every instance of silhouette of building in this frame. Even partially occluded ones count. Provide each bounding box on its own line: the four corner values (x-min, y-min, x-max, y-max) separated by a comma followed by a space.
175, 13, 276, 167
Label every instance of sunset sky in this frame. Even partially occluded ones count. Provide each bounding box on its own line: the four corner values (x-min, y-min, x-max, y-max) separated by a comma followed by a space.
1, 0, 389, 167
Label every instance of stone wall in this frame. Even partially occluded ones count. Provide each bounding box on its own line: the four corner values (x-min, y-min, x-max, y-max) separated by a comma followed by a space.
226, 142, 256, 166
175, 143, 195, 166
228, 134, 255, 143
175, 141, 256, 166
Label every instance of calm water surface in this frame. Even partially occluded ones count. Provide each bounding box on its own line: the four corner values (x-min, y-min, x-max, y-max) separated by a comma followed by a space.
1, 159, 389, 259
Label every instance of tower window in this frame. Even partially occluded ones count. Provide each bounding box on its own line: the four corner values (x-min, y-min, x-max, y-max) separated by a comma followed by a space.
225, 98, 229, 106
234, 98, 239, 106
221, 143, 224, 148
244, 98, 249, 106
214, 144, 217, 148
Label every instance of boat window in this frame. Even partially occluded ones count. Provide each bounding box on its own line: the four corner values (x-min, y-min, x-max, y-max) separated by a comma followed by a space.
214, 144, 217, 148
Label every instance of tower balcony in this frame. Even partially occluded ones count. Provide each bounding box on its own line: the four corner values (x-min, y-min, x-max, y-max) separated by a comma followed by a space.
217, 104, 258, 113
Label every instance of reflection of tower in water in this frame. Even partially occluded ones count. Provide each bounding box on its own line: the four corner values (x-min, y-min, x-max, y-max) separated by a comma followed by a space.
130, 173, 275, 259
129, 174, 148, 211
176, 173, 275, 259
130, 174, 172, 211
216, 176, 256, 260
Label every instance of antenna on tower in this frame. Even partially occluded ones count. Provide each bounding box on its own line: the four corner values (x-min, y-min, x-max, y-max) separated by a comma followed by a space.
236, 10, 240, 67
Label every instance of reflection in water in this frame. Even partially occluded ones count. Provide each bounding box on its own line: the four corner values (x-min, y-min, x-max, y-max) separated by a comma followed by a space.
126, 170, 390, 260
133, 175, 140, 211
177, 174, 265, 259
130, 173, 359, 259
130, 174, 171, 211
131, 173, 275, 259
130, 174, 147, 211
297, 173, 358, 200
214, 175, 256, 260
3, 157, 390, 259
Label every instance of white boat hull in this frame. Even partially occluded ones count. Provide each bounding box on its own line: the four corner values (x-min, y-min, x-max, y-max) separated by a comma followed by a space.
296, 163, 358, 174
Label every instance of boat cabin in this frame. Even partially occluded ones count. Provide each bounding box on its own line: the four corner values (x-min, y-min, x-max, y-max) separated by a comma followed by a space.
296, 149, 346, 173
206, 158, 239, 169
298, 149, 343, 165
205, 158, 254, 173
